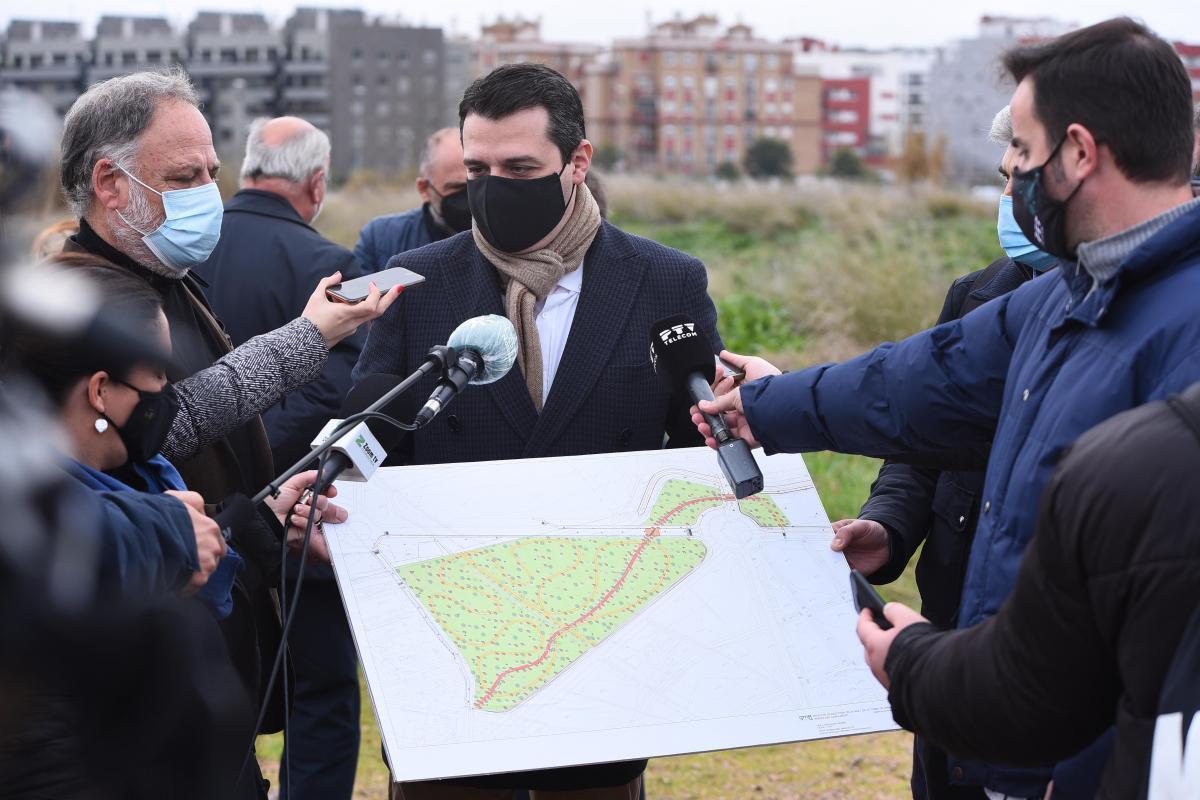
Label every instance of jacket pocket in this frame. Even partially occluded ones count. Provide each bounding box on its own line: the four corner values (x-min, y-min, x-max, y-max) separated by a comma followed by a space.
931, 476, 978, 534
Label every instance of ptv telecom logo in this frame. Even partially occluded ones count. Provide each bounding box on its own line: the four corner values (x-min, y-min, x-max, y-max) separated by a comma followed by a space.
659, 322, 698, 345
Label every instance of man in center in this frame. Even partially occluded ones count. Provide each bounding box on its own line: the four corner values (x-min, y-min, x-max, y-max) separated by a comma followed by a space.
353, 62, 722, 799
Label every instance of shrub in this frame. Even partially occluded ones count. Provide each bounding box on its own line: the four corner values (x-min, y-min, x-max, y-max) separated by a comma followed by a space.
743, 138, 793, 178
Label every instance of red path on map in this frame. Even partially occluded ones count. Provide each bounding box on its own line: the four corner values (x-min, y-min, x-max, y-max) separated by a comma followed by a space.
472, 494, 729, 709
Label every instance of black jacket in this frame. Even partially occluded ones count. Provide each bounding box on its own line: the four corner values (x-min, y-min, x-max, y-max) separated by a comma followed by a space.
885, 382, 1200, 800
196, 189, 365, 469
860, 257, 1034, 628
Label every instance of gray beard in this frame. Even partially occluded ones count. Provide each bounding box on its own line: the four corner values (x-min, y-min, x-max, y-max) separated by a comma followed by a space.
109, 183, 187, 279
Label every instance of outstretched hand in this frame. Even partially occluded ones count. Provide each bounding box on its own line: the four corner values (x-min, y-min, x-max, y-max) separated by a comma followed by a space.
303, 271, 403, 348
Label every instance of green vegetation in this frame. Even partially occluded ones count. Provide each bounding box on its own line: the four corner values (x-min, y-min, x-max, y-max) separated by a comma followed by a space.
646, 478, 725, 526
744, 137, 794, 178
399, 535, 707, 711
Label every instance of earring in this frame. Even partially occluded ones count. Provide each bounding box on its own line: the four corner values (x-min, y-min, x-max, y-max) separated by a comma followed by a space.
94, 418, 109, 434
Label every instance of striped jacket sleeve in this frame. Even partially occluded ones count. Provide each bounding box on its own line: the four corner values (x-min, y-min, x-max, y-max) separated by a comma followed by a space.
162, 317, 329, 462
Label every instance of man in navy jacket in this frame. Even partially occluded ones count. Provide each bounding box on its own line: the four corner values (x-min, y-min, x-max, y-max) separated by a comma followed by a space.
698, 18, 1200, 798
355, 63, 720, 799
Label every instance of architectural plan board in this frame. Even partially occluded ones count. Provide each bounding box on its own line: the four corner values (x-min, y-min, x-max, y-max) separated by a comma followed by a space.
326, 447, 897, 783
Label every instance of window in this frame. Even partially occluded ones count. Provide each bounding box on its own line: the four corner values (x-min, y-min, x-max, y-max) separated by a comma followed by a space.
52, 53, 67, 66
662, 100, 676, 113
765, 54, 779, 69
664, 75, 676, 89
827, 88, 857, 102
664, 51, 677, 66
397, 77, 410, 95
219, 48, 237, 63
682, 75, 694, 89
743, 54, 757, 72
422, 49, 438, 66
122, 51, 137, 66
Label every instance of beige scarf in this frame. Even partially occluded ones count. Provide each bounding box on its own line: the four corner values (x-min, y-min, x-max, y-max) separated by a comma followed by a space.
472, 182, 602, 411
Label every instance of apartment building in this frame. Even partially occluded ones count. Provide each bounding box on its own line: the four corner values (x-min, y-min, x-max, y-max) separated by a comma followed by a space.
90, 16, 185, 84
585, 16, 821, 175
927, 15, 1073, 183
0, 20, 89, 116
820, 77, 871, 163
187, 13, 282, 156
444, 35, 475, 125
476, 18, 600, 92
327, 18, 445, 176
1176, 40, 1200, 101
792, 39, 938, 163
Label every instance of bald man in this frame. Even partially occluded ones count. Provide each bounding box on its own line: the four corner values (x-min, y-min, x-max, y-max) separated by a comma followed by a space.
354, 126, 470, 271
196, 116, 366, 800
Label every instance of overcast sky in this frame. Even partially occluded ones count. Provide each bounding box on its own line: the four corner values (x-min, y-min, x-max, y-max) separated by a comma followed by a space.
3, 0, 1197, 48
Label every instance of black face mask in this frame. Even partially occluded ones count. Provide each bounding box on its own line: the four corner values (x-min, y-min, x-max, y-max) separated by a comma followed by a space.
1011, 136, 1085, 260
435, 188, 472, 234
467, 163, 571, 253
107, 380, 180, 464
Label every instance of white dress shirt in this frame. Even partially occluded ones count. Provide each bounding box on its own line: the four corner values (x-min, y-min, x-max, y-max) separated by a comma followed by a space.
533, 261, 584, 405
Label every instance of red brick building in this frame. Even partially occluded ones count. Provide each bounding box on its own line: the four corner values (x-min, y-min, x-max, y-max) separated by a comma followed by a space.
1175, 41, 1200, 102
820, 77, 871, 164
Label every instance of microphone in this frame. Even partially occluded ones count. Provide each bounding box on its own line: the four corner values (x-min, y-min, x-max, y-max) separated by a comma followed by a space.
413, 314, 518, 428
648, 314, 764, 499
310, 372, 419, 490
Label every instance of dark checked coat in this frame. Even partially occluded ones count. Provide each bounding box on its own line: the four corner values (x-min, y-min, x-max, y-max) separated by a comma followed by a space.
353, 220, 723, 466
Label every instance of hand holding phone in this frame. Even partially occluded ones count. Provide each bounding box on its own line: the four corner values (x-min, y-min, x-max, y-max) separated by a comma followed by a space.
850, 569, 893, 630
326, 266, 426, 304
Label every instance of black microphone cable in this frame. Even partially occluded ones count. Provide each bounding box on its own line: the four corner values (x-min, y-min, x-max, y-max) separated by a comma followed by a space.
235, 407, 419, 789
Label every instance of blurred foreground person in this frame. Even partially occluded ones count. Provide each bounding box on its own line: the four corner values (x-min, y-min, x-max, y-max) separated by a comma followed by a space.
355, 126, 470, 271
198, 115, 364, 800
858, 382, 1200, 799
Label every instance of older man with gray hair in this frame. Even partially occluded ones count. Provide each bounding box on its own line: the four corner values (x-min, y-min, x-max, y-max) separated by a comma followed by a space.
197, 114, 369, 800
60, 70, 398, 800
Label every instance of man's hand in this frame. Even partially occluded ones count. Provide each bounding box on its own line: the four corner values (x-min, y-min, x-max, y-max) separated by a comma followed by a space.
690, 388, 760, 449
718, 350, 782, 383
831, 518, 890, 575
264, 470, 348, 565
165, 489, 226, 591
856, 602, 928, 689
302, 271, 403, 348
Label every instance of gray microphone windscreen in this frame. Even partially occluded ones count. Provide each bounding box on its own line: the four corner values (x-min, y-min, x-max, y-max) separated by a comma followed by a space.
447, 314, 518, 385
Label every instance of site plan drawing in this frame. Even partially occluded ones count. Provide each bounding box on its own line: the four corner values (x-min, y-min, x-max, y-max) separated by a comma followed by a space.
327, 448, 896, 783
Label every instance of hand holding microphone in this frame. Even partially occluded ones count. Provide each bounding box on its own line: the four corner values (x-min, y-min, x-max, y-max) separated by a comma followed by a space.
649, 316, 764, 498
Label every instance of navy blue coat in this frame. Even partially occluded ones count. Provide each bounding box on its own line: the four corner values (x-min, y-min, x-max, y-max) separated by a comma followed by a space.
196, 189, 365, 469
353, 205, 443, 273
742, 200, 1200, 793
354, 220, 722, 463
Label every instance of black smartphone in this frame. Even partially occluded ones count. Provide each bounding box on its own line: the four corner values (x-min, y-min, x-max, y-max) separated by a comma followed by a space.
849, 569, 893, 630
326, 266, 426, 304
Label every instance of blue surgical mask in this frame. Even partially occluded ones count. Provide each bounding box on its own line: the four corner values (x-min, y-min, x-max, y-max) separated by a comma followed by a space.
997, 194, 1057, 272
117, 167, 223, 270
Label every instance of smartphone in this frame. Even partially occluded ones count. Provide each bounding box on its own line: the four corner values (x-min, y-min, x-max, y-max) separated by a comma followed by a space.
326, 266, 426, 304
718, 357, 746, 381
849, 569, 893, 630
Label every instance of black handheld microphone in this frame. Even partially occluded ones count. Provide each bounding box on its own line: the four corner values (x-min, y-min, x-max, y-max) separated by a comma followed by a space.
413, 314, 519, 428
649, 314, 764, 499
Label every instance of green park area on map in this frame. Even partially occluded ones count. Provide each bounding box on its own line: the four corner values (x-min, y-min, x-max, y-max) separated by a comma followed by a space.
398, 534, 707, 711
396, 478, 790, 712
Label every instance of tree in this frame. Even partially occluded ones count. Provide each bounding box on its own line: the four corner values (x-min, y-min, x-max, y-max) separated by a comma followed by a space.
897, 130, 930, 183
592, 143, 623, 171
827, 147, 868, 180
714, 160, 740, 180
743, 137, 793, 178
